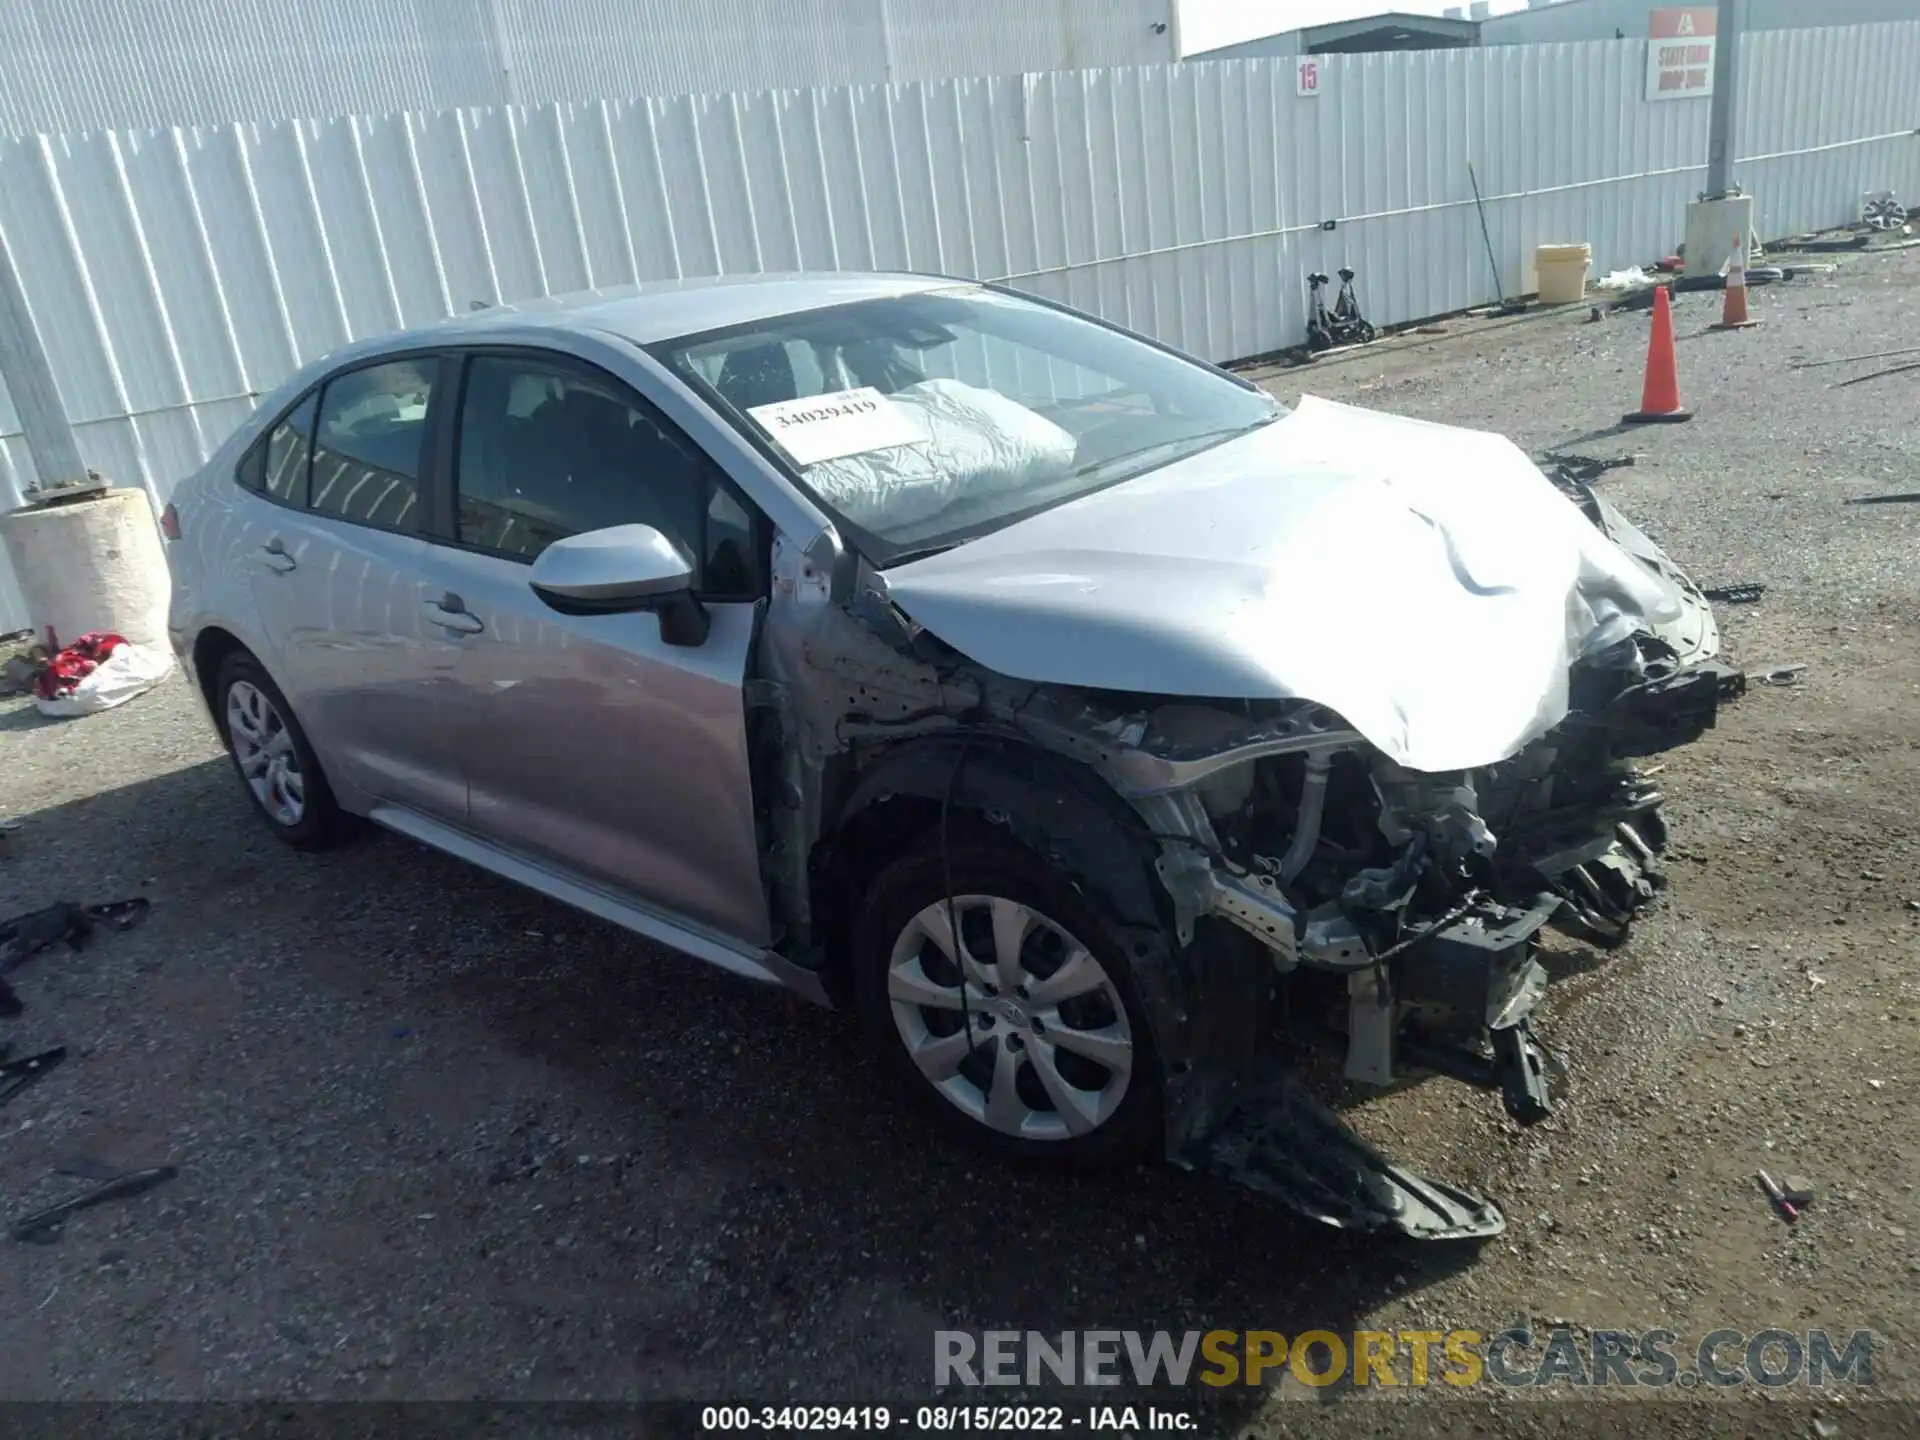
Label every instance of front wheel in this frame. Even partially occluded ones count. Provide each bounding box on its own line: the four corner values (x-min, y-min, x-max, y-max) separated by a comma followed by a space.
852, 833, 1162, 1165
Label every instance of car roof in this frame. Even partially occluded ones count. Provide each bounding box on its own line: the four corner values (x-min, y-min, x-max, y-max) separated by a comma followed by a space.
375, 271, 958, 356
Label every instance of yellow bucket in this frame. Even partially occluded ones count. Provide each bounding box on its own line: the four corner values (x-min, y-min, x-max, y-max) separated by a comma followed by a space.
1535, 243, 1592, 304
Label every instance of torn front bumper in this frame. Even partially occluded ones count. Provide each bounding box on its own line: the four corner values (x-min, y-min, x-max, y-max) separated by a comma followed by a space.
1165, 890, 1565, 1241
1174, 1063, 1505, 1241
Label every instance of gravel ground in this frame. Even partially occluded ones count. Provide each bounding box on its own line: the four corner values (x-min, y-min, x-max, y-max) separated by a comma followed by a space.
1, 250, 1917, 1437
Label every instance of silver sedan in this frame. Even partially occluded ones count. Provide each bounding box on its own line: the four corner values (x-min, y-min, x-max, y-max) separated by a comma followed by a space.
166, 273, 1737, 1239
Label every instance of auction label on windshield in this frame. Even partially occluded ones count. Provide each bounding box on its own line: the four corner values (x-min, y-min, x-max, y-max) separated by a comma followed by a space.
747, 386, 925, 466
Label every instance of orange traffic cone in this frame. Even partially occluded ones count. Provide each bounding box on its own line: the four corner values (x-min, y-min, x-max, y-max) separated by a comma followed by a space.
1624, 285, 1692, 424
1712, 232, 1759, 330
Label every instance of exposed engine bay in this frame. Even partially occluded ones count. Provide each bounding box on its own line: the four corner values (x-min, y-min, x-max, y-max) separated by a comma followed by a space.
755, 408, 1742, 1243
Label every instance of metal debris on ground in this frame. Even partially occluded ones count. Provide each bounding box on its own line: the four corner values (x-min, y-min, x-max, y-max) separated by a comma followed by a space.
1702, 582, 1766, 604
1844, 491, 1920, 506
9, 1165, 179, 1242
0, 1046, 68, 1110
1790, 344, 1920, 370
1756, 665, 1808, 686
1833, 362, 1920, 389
1757, 1169, 1800, 1223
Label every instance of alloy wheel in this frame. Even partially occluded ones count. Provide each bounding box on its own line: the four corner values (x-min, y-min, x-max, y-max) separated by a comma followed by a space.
886, 894, 1133, 1142
226, 680, 305, 827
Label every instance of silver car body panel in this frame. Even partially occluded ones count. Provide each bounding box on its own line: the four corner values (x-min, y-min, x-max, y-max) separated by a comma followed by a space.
368, 801, 827, 1004
242, 499, 470, 821
410, 541, 771, 946
878, 397, 1700, 774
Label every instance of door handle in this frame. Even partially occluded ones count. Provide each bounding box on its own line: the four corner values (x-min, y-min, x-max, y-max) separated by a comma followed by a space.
256, 540, 296, 574
422, 594, 484, 634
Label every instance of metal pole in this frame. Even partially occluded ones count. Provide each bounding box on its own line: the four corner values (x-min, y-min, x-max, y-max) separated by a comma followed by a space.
1703, 0, 1741, 198
0, 229, 86, 497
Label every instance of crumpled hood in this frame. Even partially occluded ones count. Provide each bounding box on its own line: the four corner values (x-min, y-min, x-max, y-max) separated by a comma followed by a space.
881, 396, 1695, 773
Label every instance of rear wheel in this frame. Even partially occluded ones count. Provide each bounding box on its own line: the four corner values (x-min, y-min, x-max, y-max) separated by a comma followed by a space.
214, 651, 348, 849
852, 834, 1161, 1164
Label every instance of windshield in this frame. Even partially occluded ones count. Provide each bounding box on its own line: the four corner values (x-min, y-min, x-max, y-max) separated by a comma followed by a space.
652, 285, 1280, 564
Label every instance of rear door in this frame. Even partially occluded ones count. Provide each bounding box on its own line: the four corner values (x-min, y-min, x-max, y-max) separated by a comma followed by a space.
411, 348, 772, 946
240, 354, 468, 820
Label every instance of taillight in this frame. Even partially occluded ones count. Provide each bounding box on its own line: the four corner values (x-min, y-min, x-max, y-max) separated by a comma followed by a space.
160, 503, 181, 540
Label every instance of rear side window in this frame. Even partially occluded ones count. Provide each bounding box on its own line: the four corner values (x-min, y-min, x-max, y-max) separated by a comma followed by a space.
309, 359, 432, 530
236, 392, 317, 504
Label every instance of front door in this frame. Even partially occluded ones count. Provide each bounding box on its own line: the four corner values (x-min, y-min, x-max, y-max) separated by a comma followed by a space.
420, 350, 771, 947
240, 357, 467, 821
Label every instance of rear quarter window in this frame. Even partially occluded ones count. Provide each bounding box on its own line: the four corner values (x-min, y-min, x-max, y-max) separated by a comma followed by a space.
235, 392, 318, 505
309, 360, 433, 530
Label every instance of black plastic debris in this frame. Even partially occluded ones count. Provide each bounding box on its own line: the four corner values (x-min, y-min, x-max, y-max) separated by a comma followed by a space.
10, 1165, 179, 1243
0, 1046, 67, 1110
0, 898, 152, 1016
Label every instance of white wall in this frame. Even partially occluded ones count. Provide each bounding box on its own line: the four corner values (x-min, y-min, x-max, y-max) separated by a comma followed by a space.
1481, 0, 1920, 44
0, 0, 1177, 135
2, 22, 1919, 632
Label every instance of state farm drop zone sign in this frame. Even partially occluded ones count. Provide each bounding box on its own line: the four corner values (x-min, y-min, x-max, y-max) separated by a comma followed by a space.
1647, 7, 1716, 101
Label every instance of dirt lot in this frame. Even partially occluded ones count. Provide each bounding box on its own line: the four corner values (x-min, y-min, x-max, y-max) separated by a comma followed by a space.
2, 250, 1917, 1437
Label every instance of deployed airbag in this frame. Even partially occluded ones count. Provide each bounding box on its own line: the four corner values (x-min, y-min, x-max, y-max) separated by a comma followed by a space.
797, 379, 1076, 531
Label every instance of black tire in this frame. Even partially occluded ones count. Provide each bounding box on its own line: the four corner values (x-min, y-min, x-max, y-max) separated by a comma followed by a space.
851, 830, 1163, 1166
213, 650, 349, 850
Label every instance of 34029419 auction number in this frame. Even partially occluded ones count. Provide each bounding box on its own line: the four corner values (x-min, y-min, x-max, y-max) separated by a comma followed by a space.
699, 1406, 1071, 1431
701, 1407, 897, 1431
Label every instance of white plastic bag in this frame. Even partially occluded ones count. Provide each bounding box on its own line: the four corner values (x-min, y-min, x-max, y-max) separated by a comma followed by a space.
1595, 266, 1651, 291
34, 642, 174, 717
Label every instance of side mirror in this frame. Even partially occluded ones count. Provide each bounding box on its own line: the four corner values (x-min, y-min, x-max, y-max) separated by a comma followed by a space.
527, 524, 710, 647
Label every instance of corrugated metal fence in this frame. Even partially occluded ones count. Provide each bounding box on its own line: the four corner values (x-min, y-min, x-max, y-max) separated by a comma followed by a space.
0, 0, 1173, 134
2, 24, 1918, 632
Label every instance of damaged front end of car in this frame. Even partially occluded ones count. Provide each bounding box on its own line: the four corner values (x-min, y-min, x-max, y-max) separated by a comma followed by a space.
761, 401, 1742, 1243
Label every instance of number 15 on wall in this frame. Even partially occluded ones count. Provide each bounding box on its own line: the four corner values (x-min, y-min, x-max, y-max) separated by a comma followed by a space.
1296, 59, 1320, 96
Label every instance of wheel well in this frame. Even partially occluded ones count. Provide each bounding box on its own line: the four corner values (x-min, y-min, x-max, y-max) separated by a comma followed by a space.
809, 793, 943, 1002
191, 626, 247, 723
805, 735, 1175, 1002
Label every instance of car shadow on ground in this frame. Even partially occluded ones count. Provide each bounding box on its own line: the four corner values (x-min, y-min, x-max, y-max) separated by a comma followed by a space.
4, 755, 1486, 1418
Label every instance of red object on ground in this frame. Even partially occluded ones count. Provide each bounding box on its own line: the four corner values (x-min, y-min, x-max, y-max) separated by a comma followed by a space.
1624, 286, 1692, 424
34, 632, 127, 702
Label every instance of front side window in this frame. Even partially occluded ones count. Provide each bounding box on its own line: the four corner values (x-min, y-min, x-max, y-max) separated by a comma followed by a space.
453, 354, 758, 596
236, 392, 317, 505
653, 285, 1280, 564
309, 359, 432, 530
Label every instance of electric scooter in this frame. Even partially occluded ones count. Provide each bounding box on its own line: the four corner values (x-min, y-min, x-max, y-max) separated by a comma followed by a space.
1306, 267, 1376, 352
